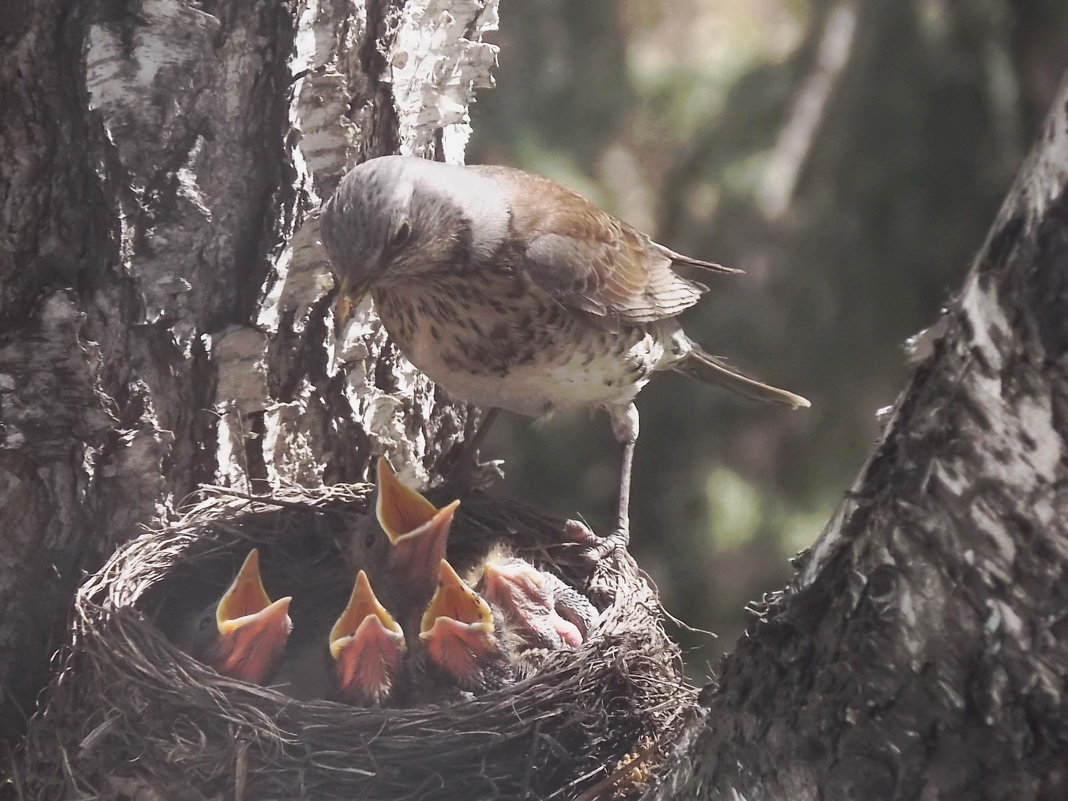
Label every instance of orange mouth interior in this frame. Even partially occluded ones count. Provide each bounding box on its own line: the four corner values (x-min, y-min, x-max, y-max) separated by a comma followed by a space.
213, 549, 292, 681
375, 457, 439, 543
330, 570, 404, 657
420, 560, 493, 635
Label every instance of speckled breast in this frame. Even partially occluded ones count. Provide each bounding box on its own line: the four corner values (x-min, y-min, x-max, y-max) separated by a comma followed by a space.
373, 274, 669, 418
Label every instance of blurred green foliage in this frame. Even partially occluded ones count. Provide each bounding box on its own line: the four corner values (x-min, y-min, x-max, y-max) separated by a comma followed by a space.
469, 0, 1068, 676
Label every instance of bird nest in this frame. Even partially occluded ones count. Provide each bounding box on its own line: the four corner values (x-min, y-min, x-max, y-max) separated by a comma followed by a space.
14, 483, 696, 800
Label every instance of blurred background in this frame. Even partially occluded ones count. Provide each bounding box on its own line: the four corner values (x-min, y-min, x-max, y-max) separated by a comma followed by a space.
468, 0, 1068, 678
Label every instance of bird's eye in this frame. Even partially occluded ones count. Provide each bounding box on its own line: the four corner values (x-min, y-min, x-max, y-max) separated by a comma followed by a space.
391, 219, 412, 249
198, 613, 212, 632
364, 530, 377, 550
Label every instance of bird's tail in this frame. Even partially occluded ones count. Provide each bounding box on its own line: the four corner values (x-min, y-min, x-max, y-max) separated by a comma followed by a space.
673, 344, 811, 409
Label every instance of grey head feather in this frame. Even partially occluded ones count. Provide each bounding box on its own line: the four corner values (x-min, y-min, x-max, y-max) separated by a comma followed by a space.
320, 156, 413, 286
321, 156, 511, 286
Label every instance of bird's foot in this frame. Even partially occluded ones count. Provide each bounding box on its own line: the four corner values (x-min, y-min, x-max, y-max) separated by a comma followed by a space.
601, 525, 631, 557
561, 519, 629, 565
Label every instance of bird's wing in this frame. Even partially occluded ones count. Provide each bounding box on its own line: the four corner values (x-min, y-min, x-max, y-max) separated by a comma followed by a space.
474, 166, 738, 325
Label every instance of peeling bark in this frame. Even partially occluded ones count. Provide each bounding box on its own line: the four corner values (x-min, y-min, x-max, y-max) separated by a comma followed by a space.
650, 78, 1068, 801
0, 0, 498, 743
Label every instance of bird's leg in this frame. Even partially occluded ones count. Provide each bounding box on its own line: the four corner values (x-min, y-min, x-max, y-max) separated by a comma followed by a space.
605, 403, 639, 554
463, 406, 499, 464
446, 406, 503, 492
616, 437, 635, 539
561, 404, 638, 565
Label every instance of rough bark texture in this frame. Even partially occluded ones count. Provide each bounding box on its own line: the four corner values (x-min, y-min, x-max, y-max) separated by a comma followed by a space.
649, 77, 1068, 801
0, 0, 497, 744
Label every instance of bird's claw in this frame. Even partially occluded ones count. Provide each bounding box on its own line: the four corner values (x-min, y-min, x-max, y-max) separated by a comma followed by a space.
562, 519, 600, 547
561, 519, 629, 565
602, 525, 630, 557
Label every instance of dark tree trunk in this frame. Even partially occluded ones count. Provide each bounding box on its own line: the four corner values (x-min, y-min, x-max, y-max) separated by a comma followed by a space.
0, 0, 497, 745
650, 76, 1068, 801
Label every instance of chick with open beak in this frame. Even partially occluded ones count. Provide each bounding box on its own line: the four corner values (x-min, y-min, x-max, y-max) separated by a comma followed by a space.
186, 549, 293, 685
366, 457, 461, 642
329, 570, 406, 706
418, 559, 512, 694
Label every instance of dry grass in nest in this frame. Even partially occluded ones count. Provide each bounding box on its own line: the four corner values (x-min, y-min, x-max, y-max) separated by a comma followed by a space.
13, 484, 697, 800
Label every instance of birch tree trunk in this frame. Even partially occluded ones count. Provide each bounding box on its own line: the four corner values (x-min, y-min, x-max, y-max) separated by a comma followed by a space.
0, 0, 498, 744
650, 76, 1068, 801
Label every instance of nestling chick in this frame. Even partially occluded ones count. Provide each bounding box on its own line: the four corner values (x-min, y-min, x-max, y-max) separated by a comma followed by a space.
329, 570, 406, 706
476, 548, 598, 652
359, 457, 460, 643
182, 549, 293, 685
417, 559, 512, 694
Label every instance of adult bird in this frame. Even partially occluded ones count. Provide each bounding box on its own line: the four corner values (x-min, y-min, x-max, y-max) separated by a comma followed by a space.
181, 549, 293, 685
329, 570, 406, 706
321, 156, 810, 545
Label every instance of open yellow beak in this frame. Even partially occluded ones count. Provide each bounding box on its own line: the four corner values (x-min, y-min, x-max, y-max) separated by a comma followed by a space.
386, 500, 460, 602
330, 570, 404, 659
213, 549, 293, 682
375, 456, 439, 543
217, 549, 288, 633
420, 559, 494, 636
418, 560, 502, 690
329, 570, 406, 704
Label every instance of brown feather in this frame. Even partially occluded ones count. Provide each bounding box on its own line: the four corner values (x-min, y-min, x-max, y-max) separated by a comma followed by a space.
474, 165, 720, 325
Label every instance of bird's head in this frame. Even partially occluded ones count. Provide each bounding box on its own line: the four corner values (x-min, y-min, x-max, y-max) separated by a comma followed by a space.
419, 559, 502, 691
320, 155, 480, 331
329, 570, 406, 706
371, 457, 459, 601
192, 549, 293, 684
480, 555, 585, 650
481, 556, 551, 615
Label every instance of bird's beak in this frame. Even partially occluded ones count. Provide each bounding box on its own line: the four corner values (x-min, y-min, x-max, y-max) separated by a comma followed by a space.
375, 456, 439, 542
330, 570, 405, 657
330, 570, 405, 704
214, 549, 293, 681
420, 559, 494, 637
419, 560, 498, 688
333, 273, 367, 335
389, 499, 460, 594
373, 458, 461, 622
